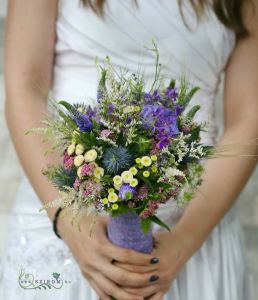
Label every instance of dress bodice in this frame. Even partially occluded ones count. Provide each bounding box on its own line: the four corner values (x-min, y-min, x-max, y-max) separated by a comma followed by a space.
52, 0, 235, 144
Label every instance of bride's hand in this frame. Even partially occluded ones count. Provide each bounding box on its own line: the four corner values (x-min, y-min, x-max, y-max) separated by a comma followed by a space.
58, 214, 160, 300
116, 228, 197, 299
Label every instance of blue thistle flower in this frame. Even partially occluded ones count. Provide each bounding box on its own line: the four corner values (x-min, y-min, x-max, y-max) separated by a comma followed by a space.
119, 184, 136, 201
102, 147, 134, 175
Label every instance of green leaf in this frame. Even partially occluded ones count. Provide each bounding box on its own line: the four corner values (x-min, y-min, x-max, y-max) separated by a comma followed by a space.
186, 105, 200, 120
149, 215, 170, 231
58, 100, 74, 112
184, 87, 200, 106
140, 218, 152, 234
169, 79, 176, 89
183, 192, 194, 202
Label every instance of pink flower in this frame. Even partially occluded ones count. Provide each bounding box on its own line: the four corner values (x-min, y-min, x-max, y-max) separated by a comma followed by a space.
73, 178, 81, 189
80, 163, 96, 176
100, 129, 112, 138
136, 185, 149, 200
63, 151, 74, 170
79, 180, 102, 198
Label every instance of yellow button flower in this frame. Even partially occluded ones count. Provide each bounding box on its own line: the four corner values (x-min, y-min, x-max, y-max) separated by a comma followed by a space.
67, 144, 75, 156
135, 158, 141, 164
94, 167, 104, 179
151, 165, 158, 173
75, 144, 85, 155
138, 164, 143, 169
112, 203, 119, 210
129, 167, 138, 175
114, 183, 122, 191
141, 156, 152, 167
143, 170, 150, 177
151, 155, 157, 161
102, 198, 108, 205
108, 188, 115, 194
108, 192, 118, 203
74, 155, 84, 167
113, 175, 122, 185
121, 171, 133, 183
84, 149, 98, 162
129, 178, 138, 187
123, 106, 135, 114
134, 106, 141, 112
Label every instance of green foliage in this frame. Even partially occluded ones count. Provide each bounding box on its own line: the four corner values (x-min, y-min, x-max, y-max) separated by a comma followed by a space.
149, 215, 171, 231
140, 218, 152, 234
186, 105, 201, 120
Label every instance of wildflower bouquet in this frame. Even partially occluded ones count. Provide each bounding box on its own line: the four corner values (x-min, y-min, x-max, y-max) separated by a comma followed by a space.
28, 46, 214, 254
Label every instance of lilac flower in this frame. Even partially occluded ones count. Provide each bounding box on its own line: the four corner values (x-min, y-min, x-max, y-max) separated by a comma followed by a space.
119, 184, 136, 201
74, 113, 93, 132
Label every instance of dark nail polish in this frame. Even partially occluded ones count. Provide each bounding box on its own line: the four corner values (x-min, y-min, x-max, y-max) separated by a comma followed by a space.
149, 275, 159, 282
150, 257, 159, 264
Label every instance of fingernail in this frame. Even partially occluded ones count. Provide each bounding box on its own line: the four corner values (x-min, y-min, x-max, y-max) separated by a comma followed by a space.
149, 275, 159, 282
150, 257, 159, 264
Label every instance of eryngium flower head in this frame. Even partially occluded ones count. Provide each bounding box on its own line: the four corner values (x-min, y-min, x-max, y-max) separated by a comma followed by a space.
102, 146, 134, 175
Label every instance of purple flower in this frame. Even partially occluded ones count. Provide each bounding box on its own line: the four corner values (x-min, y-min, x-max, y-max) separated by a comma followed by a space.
74, 112, 93, 132
108, 104, 115, 114
143, 89, 162, 103
165, 88, 178, 100
119, 184, 136, 201
97, 89, 103, 103
140, 104, 179, 140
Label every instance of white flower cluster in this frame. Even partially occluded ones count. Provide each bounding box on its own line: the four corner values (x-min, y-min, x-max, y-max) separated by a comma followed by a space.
188, 142, 205, 159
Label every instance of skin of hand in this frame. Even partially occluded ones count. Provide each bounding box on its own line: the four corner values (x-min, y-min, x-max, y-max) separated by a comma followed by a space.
114, 228, 197, 299
57, 212, 163, 300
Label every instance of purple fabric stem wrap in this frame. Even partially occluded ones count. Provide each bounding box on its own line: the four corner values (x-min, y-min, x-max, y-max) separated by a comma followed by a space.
107, 212, 153, 254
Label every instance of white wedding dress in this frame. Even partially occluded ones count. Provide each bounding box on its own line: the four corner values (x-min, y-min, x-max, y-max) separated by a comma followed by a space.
0, 0, 252, 299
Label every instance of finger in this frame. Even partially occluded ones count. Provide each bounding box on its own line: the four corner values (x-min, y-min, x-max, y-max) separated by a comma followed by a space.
124, 284, 163, 298
114, 261, 159, 273
103, 241, 159, 266
88, 277, 110, 300
90, 271, 143, 300
148, 292, 166, 300
95, 258, 160, 288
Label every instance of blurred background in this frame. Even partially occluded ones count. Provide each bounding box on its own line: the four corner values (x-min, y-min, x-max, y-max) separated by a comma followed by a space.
0, 0, 257, 297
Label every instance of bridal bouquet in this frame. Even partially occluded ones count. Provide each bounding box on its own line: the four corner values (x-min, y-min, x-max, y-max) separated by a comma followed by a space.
27, 46, 214, 254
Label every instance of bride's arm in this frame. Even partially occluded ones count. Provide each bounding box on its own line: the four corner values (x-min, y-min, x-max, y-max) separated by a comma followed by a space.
4, 0, 59, 221
4, 2, 160, 299
175, 0, 258, 251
